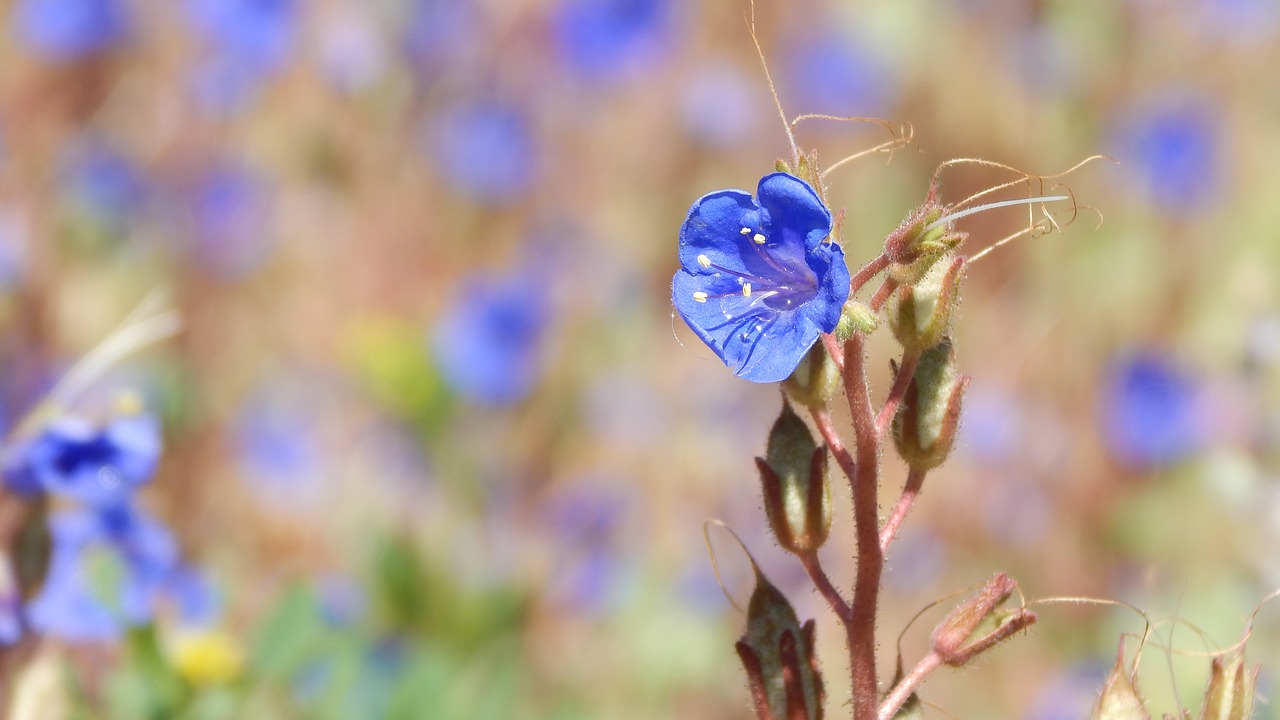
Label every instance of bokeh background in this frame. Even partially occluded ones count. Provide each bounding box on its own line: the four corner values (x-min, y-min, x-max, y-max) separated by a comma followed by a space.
0, 0, 1278, 717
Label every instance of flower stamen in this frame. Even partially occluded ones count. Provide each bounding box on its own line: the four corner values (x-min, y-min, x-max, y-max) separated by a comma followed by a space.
753, 233, 767, 245
693, 291, 709, 302
697, 254, 713, 269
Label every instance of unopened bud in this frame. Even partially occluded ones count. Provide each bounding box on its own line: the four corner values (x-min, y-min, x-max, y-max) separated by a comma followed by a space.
884, 203, 966, 286
892, 339, 969, 471
888, 255, 965, 355
931, 573, 1036, 666
784, 343, 841, 407
757, 403, 832, 555
1200, 650, 1257, 720
1091, 641, 1150, 720
835, 300, 878, 341
736, 567, 825, 720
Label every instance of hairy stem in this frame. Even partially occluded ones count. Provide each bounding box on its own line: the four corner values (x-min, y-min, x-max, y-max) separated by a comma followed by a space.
843, 333, 882, 720
877, 651, 942, 720
801, 553, 852, 625
875, 352, 920, 439
849, 254, 889, 298
879, 467, 927, 554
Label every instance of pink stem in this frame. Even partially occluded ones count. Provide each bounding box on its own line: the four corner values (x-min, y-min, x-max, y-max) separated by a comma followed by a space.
877, 651, 942, 720
879, 467, 927, 553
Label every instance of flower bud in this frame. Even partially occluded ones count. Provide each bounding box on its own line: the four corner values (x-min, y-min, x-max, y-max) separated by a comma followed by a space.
736, 567, 825, 720
931, 573, 1036, 666
1200, 650, 1257, 720
784, 343, 841, 408
884, 203, 966, 286
887, 255, 965, 355
835, 299, 878, 341
1091, 641, 1150, 720
757, 403, 832, 555
892, 338, 969, 471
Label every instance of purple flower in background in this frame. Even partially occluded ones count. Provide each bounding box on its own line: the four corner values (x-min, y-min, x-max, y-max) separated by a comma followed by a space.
680, 60, 761, 147
403, 0, 484, 78
672, 173, 849, 383
553, 0, 673, 83
783, 32, 893, 118
1115, 95, 1219, 210
61, 137, 147, 223
431, 272, 549, 406
314, 4, 388, 93
189, 164, 276, 279
1101, 353, 1202, 469
185, 0, 298, 109
2, 413, 161, 504
11, 0, 129, 61
26, 505, 180, 642
428, 99, 536, 203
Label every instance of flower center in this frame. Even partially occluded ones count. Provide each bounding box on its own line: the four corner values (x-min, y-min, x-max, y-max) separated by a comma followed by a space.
692, 227, 819, 309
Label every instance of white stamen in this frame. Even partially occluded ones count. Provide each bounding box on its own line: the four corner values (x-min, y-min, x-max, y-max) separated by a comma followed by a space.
923, 195, 1070, 233
742, 283, 752, 297
740, 227, 751, 235
753, 233, 767, 245
696, 254, 712, 269
692, 291, 708, 303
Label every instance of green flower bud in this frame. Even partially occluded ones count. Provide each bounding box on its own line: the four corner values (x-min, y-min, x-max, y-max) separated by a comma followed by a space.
757, 403, 832, 555
1200, 651, 1258, 720
887, 255, 965, 355
1091, 642, 1150, 720
931, 573, 1036, 667
736, 567, 825, 720
883, 204, 966, 286
892, 338, 969, 471
835, 300, 878, 341
784, 343, 841, 407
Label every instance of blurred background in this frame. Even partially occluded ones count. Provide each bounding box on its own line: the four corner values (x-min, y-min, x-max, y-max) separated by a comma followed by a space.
0, 0, 1278, 717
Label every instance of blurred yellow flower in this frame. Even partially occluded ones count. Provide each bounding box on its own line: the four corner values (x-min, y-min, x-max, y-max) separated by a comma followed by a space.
170, 629, 244, 685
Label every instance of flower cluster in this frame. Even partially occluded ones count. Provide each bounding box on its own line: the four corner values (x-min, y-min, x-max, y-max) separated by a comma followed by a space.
2, 410, 203, 642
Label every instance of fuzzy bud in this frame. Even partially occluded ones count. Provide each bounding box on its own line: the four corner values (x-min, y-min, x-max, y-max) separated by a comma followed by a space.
1091, 642, 1150, 720
884, 204, 966, 286
757, 403, 832, 555
892, 339, 969, 471
1200, 651, 1258, 720
784, 343, 841, 407
931, 573, 1036, 666
835, 300, 878, 341
887, 255, 965, 355
736, 568, 825, 720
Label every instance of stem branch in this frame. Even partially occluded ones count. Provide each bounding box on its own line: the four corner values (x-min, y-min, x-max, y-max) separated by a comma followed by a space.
844, 333, 883, 720
801, 553, 852, 625
875, 352, 920, 439
878, 651, 942, 720
879, 467, 927, 553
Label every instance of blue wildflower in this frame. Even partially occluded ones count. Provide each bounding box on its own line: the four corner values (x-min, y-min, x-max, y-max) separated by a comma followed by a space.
1101, 353, 1202, 469
185, 0, 298, 110
553, 0, 672, 83
26, 504, 180, 642
1, 413, 160, 505
431, 272, 549, 406
403, 0, 483, 79
679, 60, 761, 147
189, 164, 275, 279
11, 0, 130, 61
1116, 95, 1219, 210
672, 173, 850, 383
427, 98, 536, 204
783, 32, 893, 118
61, 137, 147, 224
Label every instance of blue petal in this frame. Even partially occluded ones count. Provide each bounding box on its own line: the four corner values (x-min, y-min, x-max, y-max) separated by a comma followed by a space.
756, 173, 832, 250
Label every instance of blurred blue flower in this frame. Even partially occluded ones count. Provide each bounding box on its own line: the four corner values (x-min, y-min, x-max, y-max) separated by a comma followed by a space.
315, 4, 388, 93
680, 60, 761, 147
61, 137, 147, 224
188, 164, 276, 279
11, 0, 130, 61
427, 99, 537, 203
1101, 353, 1202, 469
403, 0, 484, 78
27, 505, 180, 642
431, 271, 550, 406
1115, 96, 1219, 210
2, 413, 161, 504
783, 32, 893, 118
1025, 660, 1110, 720
185, 0, 298, 110
553, 0, 673, 83
672, 172, 849, 383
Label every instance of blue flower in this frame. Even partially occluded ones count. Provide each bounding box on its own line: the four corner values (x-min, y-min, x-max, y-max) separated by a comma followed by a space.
431, 271, 550, 406
783, 33, 893, 118
672, 173, 850, 383
1115, 95, 1219, 210
427, 99, 536, 204
61, 136, 147, 224
185, 0, 298, 110
11, 0, 130, 61
553, 0, 672, 83
2, 413, 160, 505
26, 504, 180, 642
188, 164, 276, 279
1101, 353, 1202, 469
